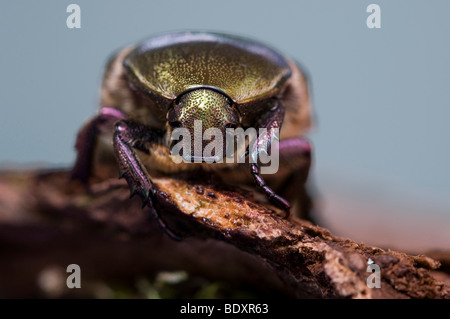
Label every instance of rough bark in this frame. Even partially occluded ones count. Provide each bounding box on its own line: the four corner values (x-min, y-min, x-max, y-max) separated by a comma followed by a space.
0, 168, 448, 298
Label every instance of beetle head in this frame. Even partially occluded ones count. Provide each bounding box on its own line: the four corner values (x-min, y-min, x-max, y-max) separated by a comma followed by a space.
168, 88, 239, 162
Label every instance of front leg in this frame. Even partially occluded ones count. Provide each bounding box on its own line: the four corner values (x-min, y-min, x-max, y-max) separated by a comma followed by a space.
113, 120, 156, 205
247, 103, 292, 216
113, 120, 180, 240
71, 107, 127, 183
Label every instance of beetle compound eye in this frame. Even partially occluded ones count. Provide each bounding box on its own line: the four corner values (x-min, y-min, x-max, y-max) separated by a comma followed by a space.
225, 123, 237, 129
269, 100, 279, 112
169, 120, 182, 128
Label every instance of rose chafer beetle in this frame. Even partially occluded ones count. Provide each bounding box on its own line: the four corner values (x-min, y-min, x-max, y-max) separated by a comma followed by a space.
71, 31, 313, 237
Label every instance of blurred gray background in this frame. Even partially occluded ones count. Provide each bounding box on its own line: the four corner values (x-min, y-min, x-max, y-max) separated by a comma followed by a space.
1, 0, 449, 251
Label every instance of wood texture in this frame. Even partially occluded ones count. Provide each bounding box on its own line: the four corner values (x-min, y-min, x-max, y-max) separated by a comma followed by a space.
0, 168, 448, 298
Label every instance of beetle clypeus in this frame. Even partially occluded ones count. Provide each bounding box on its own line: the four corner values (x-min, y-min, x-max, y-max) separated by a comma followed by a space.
71, 31, 313, 238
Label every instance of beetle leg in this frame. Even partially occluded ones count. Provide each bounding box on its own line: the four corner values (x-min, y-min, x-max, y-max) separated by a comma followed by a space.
113, 120, 155, 203
251, 163, 291, 216
247, 104, 294, 216
113, 120, 181, 240
71, 107, 127, 183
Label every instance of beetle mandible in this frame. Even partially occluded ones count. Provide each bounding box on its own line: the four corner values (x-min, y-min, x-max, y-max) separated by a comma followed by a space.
71, 31, 313, 237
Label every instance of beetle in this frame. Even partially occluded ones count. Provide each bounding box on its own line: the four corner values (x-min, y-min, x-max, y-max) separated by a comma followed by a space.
71, 31, 313, 237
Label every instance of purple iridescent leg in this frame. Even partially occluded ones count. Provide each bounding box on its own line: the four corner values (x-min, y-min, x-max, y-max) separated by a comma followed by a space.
113, 120, 180, 240
71, 108, 180, 240
113, 120, 154, 204
71, 107, 126, 183
251, 137, 312, 219
247, 104, 293, 214
251, 163, 291, 213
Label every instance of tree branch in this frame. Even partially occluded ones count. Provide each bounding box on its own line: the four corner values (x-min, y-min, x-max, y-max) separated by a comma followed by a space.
0, 168, 448, 298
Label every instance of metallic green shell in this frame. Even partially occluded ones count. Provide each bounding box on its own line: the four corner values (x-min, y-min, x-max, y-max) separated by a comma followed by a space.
123, 32, 292, 104
176, 89, 235, 130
